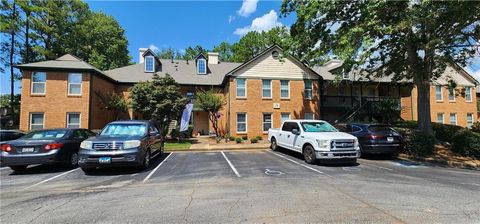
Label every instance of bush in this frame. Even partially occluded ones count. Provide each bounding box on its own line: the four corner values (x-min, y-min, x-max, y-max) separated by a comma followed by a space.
170, 128, 180, 139
397, 128, 435, 156
471, 121, 480, 133
255, 135, 263, 141
250, 138, 258, 143
451, 129, 480, 159
215, 136, 222, 143
229, 136, 236, 141
241, 135, 248, 140
431, 123, 463, 143
235, 137, 243, 143
395, 120, 418, 129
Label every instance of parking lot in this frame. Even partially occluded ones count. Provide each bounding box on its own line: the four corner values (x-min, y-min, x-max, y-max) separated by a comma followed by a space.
1, 149, 479, 224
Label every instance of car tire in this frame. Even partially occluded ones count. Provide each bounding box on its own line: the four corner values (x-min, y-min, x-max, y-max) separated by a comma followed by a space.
10, 165, 27, 172
303, 145, 317, 164
270, 138, 278, 151
67, 152, 79, 168
142, 150, 151, 170
81, 167, 95, 174
349, 158, 358, 165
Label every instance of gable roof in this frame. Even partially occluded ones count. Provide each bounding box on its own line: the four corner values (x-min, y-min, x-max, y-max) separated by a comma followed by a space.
14, 54, 116, 82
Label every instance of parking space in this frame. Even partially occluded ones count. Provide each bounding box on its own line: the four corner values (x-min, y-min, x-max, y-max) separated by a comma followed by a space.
1, 149, 479, 223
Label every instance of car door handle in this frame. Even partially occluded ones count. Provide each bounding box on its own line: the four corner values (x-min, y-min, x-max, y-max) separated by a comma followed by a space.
279, 133, 282, 136
287, 135, 290, 138
301, 136, 304, 138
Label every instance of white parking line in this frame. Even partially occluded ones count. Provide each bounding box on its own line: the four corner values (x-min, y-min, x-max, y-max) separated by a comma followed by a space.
143, 153, 173, 183
269, 151, 334, 178
221, 151, 241, 177
24, 168, 80, 190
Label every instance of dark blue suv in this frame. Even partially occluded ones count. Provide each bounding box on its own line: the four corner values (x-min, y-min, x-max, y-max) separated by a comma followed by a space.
78, 120, 164, 173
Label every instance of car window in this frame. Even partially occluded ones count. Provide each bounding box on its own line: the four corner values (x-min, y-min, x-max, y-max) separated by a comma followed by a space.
282, 122, 292, 131
22, 130, 68, 140
368, 125, 394, 132
73, 130, 87, 139
291, 122, 300, 131
100, 123, 147, 137
82, 130, 96, 137
352, 125, 362, 132
300, 121, 337, 132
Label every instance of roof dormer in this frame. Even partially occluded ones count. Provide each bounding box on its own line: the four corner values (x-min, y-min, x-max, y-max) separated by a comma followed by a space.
195, 53, 207, 75
140, 48, 161, 73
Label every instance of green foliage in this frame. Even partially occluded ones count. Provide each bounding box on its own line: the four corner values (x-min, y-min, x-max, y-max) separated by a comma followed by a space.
451, 130, 480, 159
182, 45, 207, 60
250, 138, 258, 144
94, 91, 129, 120
471, 121, 480, 133
397, 128, 435, 157
235, 137, 243, 143
130, 73, 188, 135
215, 136, 222, 143
195, 90, 225, 137
431, 123, 464, 143
229, 136, 236, 141
255, 135, 263, 141
212, 42, 234, 62
371, 99, 402, 124
241, 135, 248, 141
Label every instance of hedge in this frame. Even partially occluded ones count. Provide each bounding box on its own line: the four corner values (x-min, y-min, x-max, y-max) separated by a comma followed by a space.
451, 129, 480, 159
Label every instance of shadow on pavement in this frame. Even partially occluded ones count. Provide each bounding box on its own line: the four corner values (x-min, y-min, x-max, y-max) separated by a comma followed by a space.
8, 164, 75, 176
275, 148, 359, 167
83, 152, 171, 176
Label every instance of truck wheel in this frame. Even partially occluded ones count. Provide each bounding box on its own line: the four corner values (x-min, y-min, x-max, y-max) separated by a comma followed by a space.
270, 138, 278, 151
67, 152, 79, 168
142, 150, 151, 170
303, 145, 317, 164
10, 165, 27, 172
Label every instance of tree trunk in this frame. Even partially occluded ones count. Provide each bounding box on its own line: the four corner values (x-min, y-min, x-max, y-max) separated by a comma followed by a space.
208, 112, 219, 137
24, 10, 31, 63
415, 78, 433, 134
9, 2, 17, 122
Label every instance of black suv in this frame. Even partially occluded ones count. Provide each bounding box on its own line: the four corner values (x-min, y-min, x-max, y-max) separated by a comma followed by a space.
78, 120, 164, 173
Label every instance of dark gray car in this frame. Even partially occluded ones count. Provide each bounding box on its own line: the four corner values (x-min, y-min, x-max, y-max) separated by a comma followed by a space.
78, 120, 164, 173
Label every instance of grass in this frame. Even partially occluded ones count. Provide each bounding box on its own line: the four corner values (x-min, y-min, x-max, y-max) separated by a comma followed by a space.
165, 140, 192, 150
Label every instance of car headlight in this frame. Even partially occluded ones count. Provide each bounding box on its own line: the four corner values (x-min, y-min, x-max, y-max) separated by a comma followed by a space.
316, 139, 329, 149
124, 140, 141, 149
354, 139, 359, 149
80, 141, 93, 150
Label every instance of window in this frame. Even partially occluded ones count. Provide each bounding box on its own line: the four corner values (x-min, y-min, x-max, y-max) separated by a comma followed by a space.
262, 113, 272, 132
436, 113, 444, 124
68, 73, 82, 95
31, 72, 46, 94
262, 79, 272, 98
448, 88, 455, 101
304, 113, 314, 120
145, 56, 154, 72
467, 113, 474, 128
465, 86, 472, 102
197, 59, 206, 74
280, 80, 289, 98
67, 113, 81, 128
281, 113, 290, 124
304, 80, 313, 99
435, 85, 443, 101
282, 122, 299, 132
30, 113, 44, 130
236, 79, 246, 98
237, 113, 247, 133
450, 113, 457, 125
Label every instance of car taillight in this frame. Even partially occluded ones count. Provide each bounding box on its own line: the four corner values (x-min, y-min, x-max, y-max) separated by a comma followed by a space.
44, 143, 64, 151
366, 134, 383, 140
1, 144, 12, 152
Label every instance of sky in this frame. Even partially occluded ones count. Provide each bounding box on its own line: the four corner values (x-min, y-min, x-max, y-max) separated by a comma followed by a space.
1, 0, 479, 94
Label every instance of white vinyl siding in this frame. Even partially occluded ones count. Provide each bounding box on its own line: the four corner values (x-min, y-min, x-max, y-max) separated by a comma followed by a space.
304, 80, 313, 99
31, 72, 46, 94
435, 85, 442, 101
237, 113, 247, 133
436, 113, 444, 124
67, 113, 81, 128
30, 113, 44, 130
236, 79, 246, 98
280, 80, 289, 98
145, 56, 154, 72
68, 73, 82, 95
262, 79, 272, 98
262, 113, 272, 132
465, 86, 472, 102
467, 113, 473, 128
450, 113, 457, 125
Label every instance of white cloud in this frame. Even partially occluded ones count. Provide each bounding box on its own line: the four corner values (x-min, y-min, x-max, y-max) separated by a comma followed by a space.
237, 0, 259, 17
149, 44, 160, 52
228, 15, 236, 23
234, 10, 282, 36
466, 67, 480, 82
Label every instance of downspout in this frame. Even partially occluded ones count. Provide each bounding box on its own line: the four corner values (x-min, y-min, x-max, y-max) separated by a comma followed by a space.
319, 78, 324, 120
88, 72, 93, 129
410, 86, 414, 120
227, 77, 231, 134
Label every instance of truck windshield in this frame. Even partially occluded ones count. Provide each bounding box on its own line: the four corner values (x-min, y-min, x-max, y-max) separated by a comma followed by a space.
301, 122, 337, 132
100, 123, 147, 137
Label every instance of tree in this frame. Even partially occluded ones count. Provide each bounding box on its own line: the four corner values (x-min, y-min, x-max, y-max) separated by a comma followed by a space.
155, 48, 175, 59
182, 45, 207, 60
212, 42, 234, 62
130, 73, 189, 135
94, 91, 129, 120
282, 1, 480, 134
195, 90, 225, 137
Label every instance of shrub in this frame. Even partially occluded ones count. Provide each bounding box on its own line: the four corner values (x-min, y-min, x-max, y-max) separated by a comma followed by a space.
171, 128, 180, 139
471, 121, 480, 133
229, 136, 236, 141
241, 135, 248, 140
394, 120, 418, 129
397, 128, 435, 156
224, 133, 231, 142
235, 137, 243, 143
451, 129, 480, 159
255, 135, 263, 141
215, 136, 222, 143
431, 123, 463, 143
250, 138, 258, 143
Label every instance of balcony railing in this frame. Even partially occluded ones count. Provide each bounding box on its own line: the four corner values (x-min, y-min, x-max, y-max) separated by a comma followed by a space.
323, 96, 400, 109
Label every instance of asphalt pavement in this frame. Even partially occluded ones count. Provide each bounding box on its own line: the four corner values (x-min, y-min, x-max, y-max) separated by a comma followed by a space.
1, 149, 479, 223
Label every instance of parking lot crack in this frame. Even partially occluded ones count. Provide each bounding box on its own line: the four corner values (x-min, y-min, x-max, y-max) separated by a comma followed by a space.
183, 183, 196, 223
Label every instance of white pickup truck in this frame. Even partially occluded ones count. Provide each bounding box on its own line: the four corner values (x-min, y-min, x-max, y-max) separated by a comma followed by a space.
268, 120, 360, 164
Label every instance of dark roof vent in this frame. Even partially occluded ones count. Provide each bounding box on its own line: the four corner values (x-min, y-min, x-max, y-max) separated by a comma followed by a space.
272, 50, 279, 59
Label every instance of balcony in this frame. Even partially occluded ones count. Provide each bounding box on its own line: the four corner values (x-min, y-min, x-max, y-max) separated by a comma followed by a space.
323, 96, 400, 109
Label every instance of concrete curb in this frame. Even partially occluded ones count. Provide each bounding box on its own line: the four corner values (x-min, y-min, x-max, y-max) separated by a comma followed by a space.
167, 144, 270, 152
398, 154, 479, 170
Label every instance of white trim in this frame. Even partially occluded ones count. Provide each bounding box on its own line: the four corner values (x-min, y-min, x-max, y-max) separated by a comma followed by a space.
449, 113, 457, 125
262, 113, 273, 132
197, 58, 207, 75
262, 79, 272, 99
31, 72, 46, 95
29, 112, 45, 130
448, 87, 456, 102
436, 113, 444, 124
66, 112, 81, 128
304, 80, 313, 100
236, 78, 247, 98
280, 80, 290, 99
465, 86, 473, 102
145, 56, 155, 72
67, 73, 82, 96
435, 85, 443, 102
236, 112, 247, 133
467, 113, 474, 128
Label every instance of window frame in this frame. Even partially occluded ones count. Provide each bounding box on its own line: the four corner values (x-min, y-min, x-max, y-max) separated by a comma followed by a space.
197, 58, 207, 75
262, 113, 273, 132
436, 113, 444, 124
304, 80, 313, 100
435, 85, 443, 101
448, 87, 456, 102
67, 73, 82, 96
66, 112, 81, 128
304, 113, 314, 120
145, 56, 155, 72
449, 113, 457, 125
280, 80, 290, 99
236, 78, 247, 98
236, 113, 247, 133
31, 72, 47, 95
262, 79, 272, 99
467, 113, 474, 128
29, 112, 45, 130
465, 86, 472, 102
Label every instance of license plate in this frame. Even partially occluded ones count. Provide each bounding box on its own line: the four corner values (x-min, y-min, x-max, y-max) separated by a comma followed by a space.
22, 147, 35, 153
387, 137, 394, 142
98, 157, 111, 164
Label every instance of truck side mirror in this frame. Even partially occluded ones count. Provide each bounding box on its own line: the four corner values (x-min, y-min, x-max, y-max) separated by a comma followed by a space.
291, 129, 300, 135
